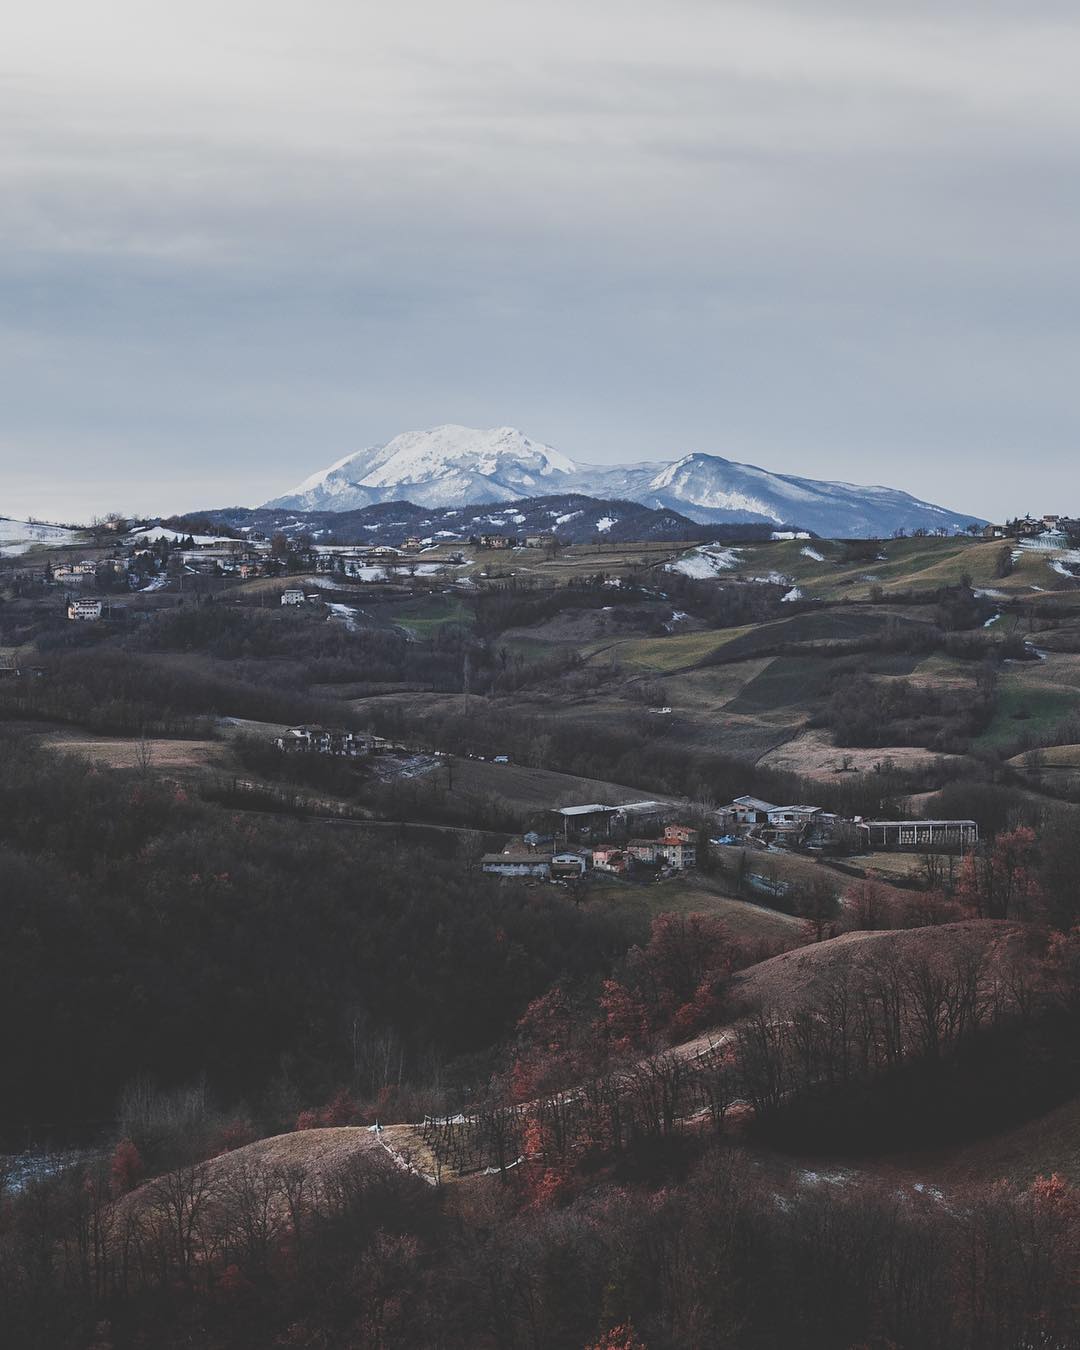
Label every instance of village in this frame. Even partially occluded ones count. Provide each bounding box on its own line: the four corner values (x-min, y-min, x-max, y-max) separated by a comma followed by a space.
269, 718, 979, 886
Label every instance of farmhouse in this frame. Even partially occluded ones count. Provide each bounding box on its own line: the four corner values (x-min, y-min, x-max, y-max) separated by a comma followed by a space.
656, 839, 696, 870
857, 819, 978, 851
281, 587, 306, 606
592, 845, 628, 875
479, 534, 513, 549
67, 598, 103, 622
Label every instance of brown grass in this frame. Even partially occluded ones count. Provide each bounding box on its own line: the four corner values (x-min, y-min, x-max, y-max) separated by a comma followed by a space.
38, 732, 224, 771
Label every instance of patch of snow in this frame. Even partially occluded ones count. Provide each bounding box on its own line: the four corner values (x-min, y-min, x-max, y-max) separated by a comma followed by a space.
983, 612, 1002, 628
327, 603, 364, 633
556, 510, 584, 525
800, 546, 825, 562
750, 572, 793, 585
595, 515, 616, 533
129, 528, 236, 546
666, 545, 740, 578
973, 588, 1006, 599
771, 530, 811, 540
780, 586, 803, 602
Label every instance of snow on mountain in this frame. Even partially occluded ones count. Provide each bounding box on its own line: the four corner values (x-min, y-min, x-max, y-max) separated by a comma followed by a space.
264, 429, 982, 538
266, 425, 576, 511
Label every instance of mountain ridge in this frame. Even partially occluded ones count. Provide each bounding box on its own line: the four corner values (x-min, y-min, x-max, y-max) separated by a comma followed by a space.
263, 424, 983, 538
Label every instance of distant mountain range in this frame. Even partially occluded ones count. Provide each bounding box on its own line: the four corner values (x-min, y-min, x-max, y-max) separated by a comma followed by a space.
200, 495, 778, 548
263, 424, 983, 538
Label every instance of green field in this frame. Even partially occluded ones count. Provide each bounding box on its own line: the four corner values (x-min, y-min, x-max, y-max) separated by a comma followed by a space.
388, 594, 473, 637
972, 676, 1080, 750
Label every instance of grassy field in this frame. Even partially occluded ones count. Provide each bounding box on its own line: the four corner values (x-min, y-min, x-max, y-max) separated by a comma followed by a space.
971, 666, 1080, 751
582, 628, 750, 672
388, 594, 473, 637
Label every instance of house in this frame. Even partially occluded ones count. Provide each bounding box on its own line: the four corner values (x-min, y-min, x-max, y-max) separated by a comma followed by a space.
656, 839, 696, 870
524, 533, 555, 549
981, 524, 1007, 539
67, 598, 103, 622
663, 823, 696, 845
857, 819, 978, 851
482, 852, 552, 878
625, 839, 660, 865
402, 536, 423, 552
592, 845, 628, 875
479, 534, 513, 550
551, 803, 621, 840
281, 587, 306, 606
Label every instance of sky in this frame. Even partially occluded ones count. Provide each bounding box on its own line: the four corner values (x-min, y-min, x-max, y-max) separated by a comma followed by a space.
3, 0, 1080, 523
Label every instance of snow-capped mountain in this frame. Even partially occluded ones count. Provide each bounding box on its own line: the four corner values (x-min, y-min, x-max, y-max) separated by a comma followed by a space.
266, 425, 575, 512
573, 454, 980, 537
265, 427, 982, 537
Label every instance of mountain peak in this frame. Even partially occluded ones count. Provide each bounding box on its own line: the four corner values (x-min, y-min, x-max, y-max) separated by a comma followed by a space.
265, 425, 576, 512
263, 428, 982, 537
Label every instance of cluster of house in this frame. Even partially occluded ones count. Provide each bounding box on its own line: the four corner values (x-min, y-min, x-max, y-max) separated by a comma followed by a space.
482, 821, 698, 881
481, 791, 979, 881
471, 533, 555, 550
272, 725, 399, 757
982, 515, 1079, 550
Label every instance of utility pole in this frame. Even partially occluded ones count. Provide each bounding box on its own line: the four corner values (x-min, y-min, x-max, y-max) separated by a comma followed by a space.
461, 652, 471, 715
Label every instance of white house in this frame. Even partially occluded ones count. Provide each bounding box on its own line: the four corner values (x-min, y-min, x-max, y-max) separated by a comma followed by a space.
67, 598, 103, 622
281, 587, 306, 606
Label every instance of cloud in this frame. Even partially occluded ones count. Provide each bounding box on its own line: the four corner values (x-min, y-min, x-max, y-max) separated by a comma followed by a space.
2, 0, 1079, 520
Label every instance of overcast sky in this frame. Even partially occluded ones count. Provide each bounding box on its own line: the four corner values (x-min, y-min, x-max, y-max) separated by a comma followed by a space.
3, 0, 1079, 522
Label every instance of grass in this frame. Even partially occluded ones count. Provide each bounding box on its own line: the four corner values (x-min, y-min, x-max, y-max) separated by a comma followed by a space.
971, 675, 1080, 751
388, 594, 473, 637
581, 628, 750, 672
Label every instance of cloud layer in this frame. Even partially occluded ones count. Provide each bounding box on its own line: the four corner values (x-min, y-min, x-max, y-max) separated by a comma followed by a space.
3, 0, 1079, 520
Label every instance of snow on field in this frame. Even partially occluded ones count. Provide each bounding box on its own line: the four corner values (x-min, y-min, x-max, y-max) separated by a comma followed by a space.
555, 510, 583, 525
0, 518, 80, 555
751, 572, 793, 586
666, 545, 740, 578
1050, 558, 1080, 577
781, 587, 803, 603
327, 603, 364, 633
129, 527, 238, 546
974, 588, 1006, 599
595, 516, 616, 533
983, 612, 1002, 628
139, 575, 170, 592
800, 546, 825, 562
771, 530, 811, 540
